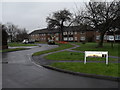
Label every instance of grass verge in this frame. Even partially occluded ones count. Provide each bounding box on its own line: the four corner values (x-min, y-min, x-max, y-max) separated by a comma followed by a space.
72, 42, 119, 56
45, 51, 118, 61
0, 48, 29, 53
50, 62, 119, 77
8, 42, 37, 47
32, 43, 73, 56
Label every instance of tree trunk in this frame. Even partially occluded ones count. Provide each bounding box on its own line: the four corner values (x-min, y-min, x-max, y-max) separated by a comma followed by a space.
60, 20, 64, 41
61, 30, 64, 41
98, 32, 105, 47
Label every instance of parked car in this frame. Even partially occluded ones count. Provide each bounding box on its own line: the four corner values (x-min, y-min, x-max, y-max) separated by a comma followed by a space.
28, 40, 35, 44
22, 39, 35, 44
22, 39, 28, 44
48, 39, 55, 45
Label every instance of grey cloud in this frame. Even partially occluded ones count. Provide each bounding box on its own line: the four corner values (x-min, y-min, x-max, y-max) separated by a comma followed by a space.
2, 2, 83, 33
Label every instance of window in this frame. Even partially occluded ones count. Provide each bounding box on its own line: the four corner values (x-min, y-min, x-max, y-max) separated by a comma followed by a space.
64, 37, 67, 41
80, 37, 85, 40
115, 35, 120, 40
75, 32, 77, 34
96, 35, 100, 40
63, 32, 67, 35
68, 32, 70, 35
107, 35, 114, 40
75, 37, 77, 40
104, 35, 107, 40
56, 37, 59, 41
70, 31, 73, 35
68, 37, 73, 41
42, 34, 45, 36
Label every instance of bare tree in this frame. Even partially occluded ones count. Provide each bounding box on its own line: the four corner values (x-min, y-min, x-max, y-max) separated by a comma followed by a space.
46, 9, 73, 41
5, 23, 18, 42
76, 1, 120, 47
16, 28, 28, 42
5, 23, 28, 42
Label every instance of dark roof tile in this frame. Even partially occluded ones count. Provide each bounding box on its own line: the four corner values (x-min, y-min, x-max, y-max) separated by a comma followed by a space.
29, 25, 94, 35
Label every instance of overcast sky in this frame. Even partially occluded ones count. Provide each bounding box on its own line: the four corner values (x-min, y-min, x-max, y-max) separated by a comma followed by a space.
1, 0, 114, 33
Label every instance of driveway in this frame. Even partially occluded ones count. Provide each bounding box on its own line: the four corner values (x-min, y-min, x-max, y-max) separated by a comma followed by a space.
2, 44, 119, 88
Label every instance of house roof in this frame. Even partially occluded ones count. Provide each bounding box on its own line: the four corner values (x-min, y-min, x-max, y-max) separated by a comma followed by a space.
63, 25, 94, 31
29, 25, 94, 35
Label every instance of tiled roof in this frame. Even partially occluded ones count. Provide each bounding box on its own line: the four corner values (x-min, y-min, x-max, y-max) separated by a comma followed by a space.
29, 25, 94, 35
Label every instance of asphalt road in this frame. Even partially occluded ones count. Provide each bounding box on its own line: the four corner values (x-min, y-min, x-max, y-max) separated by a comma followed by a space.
2, 44, 119, 88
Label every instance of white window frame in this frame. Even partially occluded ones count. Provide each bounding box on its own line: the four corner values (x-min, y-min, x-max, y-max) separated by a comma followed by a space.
68, 37, 73, 41
75, 32, 77, 34
63, 32, 67, 35
70, 31, 73, 35
75, 37, 77, 40
104, 35, 107, 40
64, 37, 68, 41
80, 36, 85, 41
96, 35, 100, 40
115, 35, 120, 40
56, 37, 59, 41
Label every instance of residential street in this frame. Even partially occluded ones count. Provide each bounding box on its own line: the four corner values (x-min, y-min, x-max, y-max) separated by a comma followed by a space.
2, 44, 118, 88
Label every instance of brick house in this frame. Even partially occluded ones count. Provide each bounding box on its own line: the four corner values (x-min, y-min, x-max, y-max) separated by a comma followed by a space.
29, 26, 95, 42
29, 26, 120, 43
95, 30, 120, 43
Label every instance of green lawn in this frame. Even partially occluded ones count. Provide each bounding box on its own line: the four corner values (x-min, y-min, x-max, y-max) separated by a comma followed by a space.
72, 42, 119, 56
45, 51, 118, 61
8, 42, 37, 47
0, 48, 29, 53
50, 62, 120, 77
32, 43, 74, 56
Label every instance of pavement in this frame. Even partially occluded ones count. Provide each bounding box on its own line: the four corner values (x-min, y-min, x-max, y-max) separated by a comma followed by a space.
2, 44, 119, 88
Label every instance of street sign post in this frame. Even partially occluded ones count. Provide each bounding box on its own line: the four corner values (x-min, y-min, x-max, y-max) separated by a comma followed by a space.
108, 35, 115, 48
84, 51, 108, 65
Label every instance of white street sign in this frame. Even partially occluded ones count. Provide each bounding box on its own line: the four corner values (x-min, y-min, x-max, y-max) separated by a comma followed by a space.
84, 51, 108, 65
